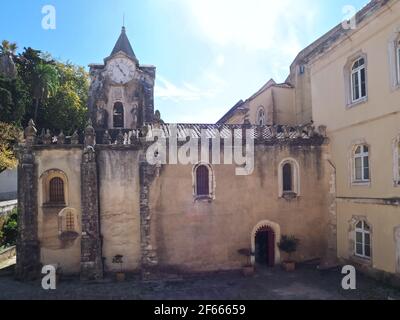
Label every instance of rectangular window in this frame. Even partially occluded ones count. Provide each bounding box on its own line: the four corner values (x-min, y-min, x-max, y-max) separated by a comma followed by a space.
354, 145, 370, 183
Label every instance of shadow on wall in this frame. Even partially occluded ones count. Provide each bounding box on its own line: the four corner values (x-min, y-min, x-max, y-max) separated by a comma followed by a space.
0, 169, 17, 201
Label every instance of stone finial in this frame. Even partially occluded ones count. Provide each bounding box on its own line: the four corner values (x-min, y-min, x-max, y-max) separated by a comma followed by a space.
71, 130, 80, 145
24, 119, 37, 145
243, 114, 251, 127
140, 125, 149, 138
270, 126, 277, 138
43, 129, 52, 145
102, 130, 111, 145
153, 110, 164, 128
116, 130, 124, 145
318, 125, 327, 138
39, 128, 45, 144
57, 130, 65, 145
283, 126, 290, 139
84, 119, 96, 147
306, 122, 316, 138
295, 126, 303, 139
130, 130, 138, 145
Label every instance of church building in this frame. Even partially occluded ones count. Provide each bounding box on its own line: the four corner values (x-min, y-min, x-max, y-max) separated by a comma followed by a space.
16, 26, 335, 281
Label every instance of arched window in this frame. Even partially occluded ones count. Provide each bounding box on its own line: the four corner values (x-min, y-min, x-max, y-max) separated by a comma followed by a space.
353, 145, 370, 183
113, 102, 124, 128
351, 57, 367, 103
355, 220, 371, 259
49, 177, 65, 204
193, 163, 215, 200
278, 159, 300, 198
257, 107, 266, 126
196, 165, 210, 196
282, 163, 293, 192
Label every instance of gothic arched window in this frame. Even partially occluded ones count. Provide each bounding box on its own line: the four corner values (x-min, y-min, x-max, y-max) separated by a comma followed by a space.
196, 165, 210, 196
278, 158, 300, 198
113, 102, 124, 128
282, 163, 293, 192
49, 177, 65, 204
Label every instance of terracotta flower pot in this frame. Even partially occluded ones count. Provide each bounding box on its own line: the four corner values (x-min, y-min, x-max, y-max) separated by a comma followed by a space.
116, 272, 126, 282
282, 261, 296, 272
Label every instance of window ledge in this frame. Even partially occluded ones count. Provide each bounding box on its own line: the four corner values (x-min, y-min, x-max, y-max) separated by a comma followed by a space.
194, 195, 213, 203
59, 231, 79, 241
42, 203, 67, 209
346, 97, 368, 109
280, 192, 298, 200
351, 181, 371, 187
351, 255, 372, 266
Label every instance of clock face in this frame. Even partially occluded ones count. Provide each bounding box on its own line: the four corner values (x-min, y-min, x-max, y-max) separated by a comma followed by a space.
107, 58, 136, 84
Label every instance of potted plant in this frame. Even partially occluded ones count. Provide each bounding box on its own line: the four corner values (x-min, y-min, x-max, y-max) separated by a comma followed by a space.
278, 235, 300, 272
238, 249, 255, 276
112, 254, 125, 282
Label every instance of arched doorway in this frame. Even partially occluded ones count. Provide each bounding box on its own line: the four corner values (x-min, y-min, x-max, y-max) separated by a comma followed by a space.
255, 226, 275, 267
251, 220, 281, 266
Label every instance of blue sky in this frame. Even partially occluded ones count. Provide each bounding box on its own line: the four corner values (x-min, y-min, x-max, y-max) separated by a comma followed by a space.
0, 0, 369, 123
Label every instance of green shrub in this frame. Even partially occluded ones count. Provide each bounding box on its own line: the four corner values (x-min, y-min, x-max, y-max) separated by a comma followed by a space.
0, 208, 18, 248
278, 235, 300, 262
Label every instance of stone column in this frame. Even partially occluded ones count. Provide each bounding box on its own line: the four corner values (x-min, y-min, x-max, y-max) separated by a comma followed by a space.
80, 121, 103, 281
139, 156, 158, 277
15, 120, 41, 281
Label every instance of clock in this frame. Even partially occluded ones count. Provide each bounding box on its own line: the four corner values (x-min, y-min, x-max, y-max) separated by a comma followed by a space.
107, 58, 136, 84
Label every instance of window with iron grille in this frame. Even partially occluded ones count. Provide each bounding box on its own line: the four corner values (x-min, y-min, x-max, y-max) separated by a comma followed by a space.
66, 212, 75, 232
49, 177, 65, 203
196, 165, 210, 196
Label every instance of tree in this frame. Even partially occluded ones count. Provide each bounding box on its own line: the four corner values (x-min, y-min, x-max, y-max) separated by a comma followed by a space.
32, 62, 59, 123
0, 40, 17, 55
0, 208, 18, 248
42, 62, 88, 134
0, 122, 20, 172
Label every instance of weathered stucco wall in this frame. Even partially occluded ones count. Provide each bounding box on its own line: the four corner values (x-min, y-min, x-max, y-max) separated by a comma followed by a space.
35, 148, 83, 274
148, 145, 332, 272
310, 1, 400, 277
98, 148, 141, 272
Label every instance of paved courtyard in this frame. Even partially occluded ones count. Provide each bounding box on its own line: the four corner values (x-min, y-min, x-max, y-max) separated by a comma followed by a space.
0, 264, 399, 300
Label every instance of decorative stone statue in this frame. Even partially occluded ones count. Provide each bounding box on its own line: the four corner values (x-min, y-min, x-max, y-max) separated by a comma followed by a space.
103, 130, 111, 145
43, 129, 52, 145
96, 102, 108, 129
57, 130, 65, 145
130, 105, 138, 129
71, 130, 80, 145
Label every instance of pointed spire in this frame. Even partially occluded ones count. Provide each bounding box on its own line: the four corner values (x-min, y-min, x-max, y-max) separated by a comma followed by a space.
109, 26, 138, 63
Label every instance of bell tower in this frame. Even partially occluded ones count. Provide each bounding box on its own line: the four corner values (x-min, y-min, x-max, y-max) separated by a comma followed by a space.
88, 27, 156, 131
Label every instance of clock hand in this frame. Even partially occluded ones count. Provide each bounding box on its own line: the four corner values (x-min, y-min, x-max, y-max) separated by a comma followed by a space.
117, 65, 126, 77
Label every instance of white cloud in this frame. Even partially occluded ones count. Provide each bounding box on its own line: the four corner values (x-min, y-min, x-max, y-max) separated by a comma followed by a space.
155, 73, 227, 102
181, 0, 319, 52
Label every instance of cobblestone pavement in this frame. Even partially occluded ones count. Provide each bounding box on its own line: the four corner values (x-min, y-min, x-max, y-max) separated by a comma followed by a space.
0, 264, 399, 300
